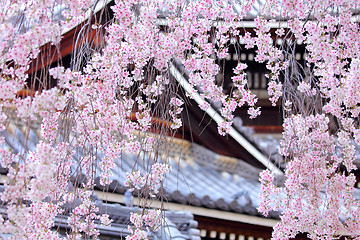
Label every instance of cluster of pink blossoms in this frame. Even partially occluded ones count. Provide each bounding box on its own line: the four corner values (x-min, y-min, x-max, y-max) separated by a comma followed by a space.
127, 209, 161, 240
169, 97, 184, 129
122, 197, 163, 240
125, 163, 171, 196
260, 115, 360, 238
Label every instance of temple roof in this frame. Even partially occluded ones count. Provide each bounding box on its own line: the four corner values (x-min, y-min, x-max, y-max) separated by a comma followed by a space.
0, 119, 278, 221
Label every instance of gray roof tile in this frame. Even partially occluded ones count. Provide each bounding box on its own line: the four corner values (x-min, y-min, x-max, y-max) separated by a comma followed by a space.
0, 122, 275, 219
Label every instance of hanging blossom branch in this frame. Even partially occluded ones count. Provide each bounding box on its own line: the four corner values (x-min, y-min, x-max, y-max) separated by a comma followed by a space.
1, 0, 360, 239
255, 1, 360, 239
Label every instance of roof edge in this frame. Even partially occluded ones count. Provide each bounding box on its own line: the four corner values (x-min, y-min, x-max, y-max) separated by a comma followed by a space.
94, 190, 279, 228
